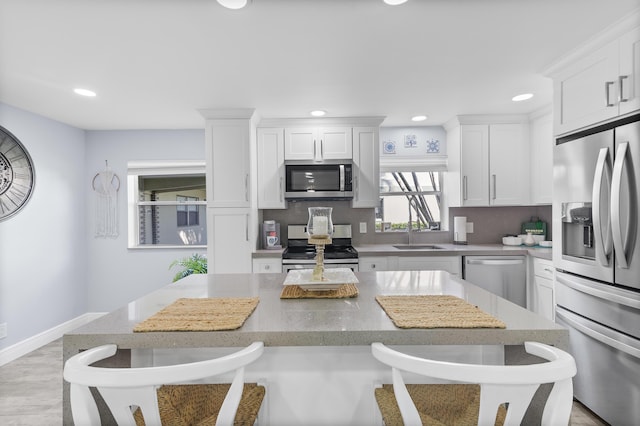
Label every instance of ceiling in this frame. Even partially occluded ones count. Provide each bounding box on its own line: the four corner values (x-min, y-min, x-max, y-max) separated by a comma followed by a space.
0, 0, 638, 130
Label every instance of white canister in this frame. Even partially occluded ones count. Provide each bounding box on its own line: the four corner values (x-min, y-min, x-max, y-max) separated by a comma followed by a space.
454, 216, 468, 244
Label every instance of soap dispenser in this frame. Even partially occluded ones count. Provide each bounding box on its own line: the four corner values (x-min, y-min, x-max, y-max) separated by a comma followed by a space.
524, 232, 536, 247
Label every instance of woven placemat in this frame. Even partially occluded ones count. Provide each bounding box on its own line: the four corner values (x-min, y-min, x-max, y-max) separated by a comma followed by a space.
133, 297, 259, 332
280, 284, 359, 299
375, 295, 506, 329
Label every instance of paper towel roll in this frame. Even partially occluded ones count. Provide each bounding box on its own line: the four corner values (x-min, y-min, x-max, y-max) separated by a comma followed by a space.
454, 216, 467, 244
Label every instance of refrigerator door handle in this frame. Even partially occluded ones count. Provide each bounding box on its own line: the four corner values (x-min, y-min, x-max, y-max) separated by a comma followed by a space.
556, 307, 640, 360
611, 142, 630, 269
556, 273, 640, 309
592, 147, 613, 266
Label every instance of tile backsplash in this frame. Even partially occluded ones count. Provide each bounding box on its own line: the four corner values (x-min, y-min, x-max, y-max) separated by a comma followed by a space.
262, 201, 552, 246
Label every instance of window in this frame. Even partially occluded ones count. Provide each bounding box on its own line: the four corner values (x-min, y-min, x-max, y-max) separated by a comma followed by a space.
128, 161, 207, 248
376, 171, 442, 232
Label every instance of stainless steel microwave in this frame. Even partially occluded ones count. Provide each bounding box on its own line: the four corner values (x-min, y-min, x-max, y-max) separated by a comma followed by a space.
285, 160, 353, 200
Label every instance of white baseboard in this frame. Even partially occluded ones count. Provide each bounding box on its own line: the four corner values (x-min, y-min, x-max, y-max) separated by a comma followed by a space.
0, 312, 106, 366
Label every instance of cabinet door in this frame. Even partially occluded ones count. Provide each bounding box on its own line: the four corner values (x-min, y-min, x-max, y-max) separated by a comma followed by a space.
489, 123, 529, 205
207, 119, 251, 207
460, 125, 489, 206
553, 40, 619, 135
396, 256, 461, 275
352, 127, 379, 208
257, 128, 286, 209
529, 113, 553, 204
619, 27, 640, 116
284, 128, 316, 160
207, 208, 252, 273
319, 127, 352, 160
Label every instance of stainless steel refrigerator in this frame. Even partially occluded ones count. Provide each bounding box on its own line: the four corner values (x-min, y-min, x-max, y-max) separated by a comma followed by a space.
553, 114, 640, 425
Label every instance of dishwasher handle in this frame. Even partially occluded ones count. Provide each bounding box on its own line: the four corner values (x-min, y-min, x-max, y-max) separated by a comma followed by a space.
466, 259, 524, 266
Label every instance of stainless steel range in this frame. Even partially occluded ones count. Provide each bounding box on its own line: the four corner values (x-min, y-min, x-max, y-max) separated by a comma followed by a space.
282, 224, 359, 272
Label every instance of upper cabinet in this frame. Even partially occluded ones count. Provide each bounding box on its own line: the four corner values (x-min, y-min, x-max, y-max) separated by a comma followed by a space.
529, 109, 553, 205
204, 116, 253, 208
284, 127, 352, 161
257, 127, 286, 209
446, 116, 530, 207
352, 127, 380, 208
545, 16, 640, 136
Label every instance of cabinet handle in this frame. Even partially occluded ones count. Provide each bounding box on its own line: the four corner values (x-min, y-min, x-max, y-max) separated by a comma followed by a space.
604, 81, 615, 107
245, 174, 249, 202
279, 176, 284, 202
543, 268, 553, 273
463, 176, 468, 200
492, 174, 497, 200
313, 139, 317, 161
245, 214, 249, 241
353, 175, 358, 200
320, 139, 324, 159
371, 264, 376, 269
618, 75, 629, 102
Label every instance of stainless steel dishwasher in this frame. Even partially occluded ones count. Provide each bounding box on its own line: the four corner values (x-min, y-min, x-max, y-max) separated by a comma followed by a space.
462, 256, 526, 307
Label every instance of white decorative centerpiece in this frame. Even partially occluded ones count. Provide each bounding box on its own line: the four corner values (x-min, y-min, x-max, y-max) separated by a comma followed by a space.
307, 207, 333, 281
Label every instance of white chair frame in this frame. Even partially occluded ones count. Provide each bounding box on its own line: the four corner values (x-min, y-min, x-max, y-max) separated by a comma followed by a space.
372, 341, 576, 426
64, 341, 264, 426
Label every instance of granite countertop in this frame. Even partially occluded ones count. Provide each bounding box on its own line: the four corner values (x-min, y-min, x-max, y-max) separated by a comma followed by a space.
64, 271, 565, 350
355, 243, 553, 260
254, 243, 553, 261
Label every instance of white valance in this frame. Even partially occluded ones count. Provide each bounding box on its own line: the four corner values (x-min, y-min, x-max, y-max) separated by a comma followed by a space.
379, 155, 448, 173
127, 160, 205, 176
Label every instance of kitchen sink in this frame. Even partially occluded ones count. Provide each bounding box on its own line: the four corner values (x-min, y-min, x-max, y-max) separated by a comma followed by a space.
392, 244, 444, 250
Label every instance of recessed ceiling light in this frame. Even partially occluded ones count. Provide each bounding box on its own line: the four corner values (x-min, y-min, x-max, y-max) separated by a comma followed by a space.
384, 0, 409, 5
310, 110, 326, 117
217, 0, 249, 9
411, 115, 427, 122
512, 93, 533, 102
73, 88, 97, 97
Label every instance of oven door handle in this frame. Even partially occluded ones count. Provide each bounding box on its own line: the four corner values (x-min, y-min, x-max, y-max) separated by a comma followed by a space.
556, 307, 640, 359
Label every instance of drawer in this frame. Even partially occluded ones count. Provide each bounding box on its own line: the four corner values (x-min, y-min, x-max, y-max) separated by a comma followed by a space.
533, 258, 554, 280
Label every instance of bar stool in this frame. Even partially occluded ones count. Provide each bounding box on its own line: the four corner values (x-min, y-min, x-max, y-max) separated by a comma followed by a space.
371, 341, 576, 426
64, 342, 265, 425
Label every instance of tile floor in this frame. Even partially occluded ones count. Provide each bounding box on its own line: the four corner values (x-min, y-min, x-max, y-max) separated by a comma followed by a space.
0, 339, 607, 425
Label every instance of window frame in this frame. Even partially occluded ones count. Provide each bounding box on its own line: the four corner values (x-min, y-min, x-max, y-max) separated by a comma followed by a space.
127, 160, 207, 249
376, 170, 444, 233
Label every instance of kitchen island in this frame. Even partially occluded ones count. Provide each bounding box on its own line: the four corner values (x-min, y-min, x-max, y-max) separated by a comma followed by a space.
63, 270, 567, 425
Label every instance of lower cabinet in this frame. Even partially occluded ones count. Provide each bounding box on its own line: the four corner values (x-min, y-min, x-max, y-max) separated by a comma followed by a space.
207, 208, 253, 274
252, 258, 283, 274
359, 255, 461, 275
531, 258, 555, 321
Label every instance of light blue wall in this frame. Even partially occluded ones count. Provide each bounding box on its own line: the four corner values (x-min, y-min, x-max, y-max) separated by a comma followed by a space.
0, 102, 206, 349
84, 129, 205, 312
0, 103, 87, 350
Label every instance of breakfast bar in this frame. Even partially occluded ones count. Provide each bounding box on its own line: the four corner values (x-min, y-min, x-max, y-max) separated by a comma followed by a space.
63, 270, 568, 425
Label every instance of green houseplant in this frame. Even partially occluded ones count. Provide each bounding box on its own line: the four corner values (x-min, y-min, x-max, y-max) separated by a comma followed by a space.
169, 253, 208, 282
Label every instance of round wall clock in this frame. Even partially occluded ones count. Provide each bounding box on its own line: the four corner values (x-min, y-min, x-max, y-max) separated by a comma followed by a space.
0, 126, 35, 221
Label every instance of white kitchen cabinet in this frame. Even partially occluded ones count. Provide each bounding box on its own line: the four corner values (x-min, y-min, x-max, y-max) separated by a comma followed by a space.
284, 127, 352, 161
252, 257, 283, 274
548, 24, 640, 135
207, 208, 253, 274
396, 256, 461, 275
257, 127, 286, 209
531, 258, 555, 321
529, 109, 553, 205
351, 126, 379, 208
205, 117, 252, 208
454, 120, 530, 206
358, 256, 389, 272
